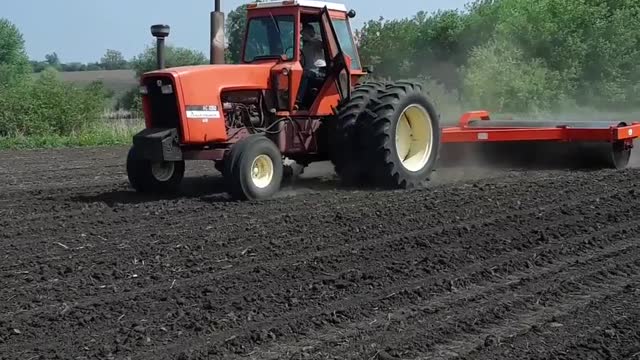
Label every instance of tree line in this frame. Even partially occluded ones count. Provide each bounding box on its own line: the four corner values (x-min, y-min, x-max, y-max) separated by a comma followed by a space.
355, 0, 640, 114
30, 49, 130, 73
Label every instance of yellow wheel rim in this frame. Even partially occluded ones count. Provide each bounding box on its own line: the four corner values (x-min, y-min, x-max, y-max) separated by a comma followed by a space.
394, 104, 434, 172
250, 154, 274, 188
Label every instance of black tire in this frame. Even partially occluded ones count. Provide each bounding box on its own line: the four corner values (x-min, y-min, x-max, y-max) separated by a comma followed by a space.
328, 80, 388, 185
214, 160, 225, 175
360, 80, 441, 189
610, 141, 632, 169
126, 145, 185, 193
224, 135, 284, 201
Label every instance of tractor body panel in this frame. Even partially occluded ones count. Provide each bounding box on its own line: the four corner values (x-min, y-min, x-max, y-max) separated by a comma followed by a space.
140, 64, 273, 145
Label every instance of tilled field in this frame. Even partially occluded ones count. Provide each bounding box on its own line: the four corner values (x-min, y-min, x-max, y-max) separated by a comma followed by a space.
1, 146, 640, 360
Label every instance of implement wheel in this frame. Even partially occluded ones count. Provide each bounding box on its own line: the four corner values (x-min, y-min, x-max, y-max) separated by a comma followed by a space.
328, 80, 388, 185
126, 145, 185, 193
224, 135, 283, 201
361, 81, 441, 189
610, 140, 632, 169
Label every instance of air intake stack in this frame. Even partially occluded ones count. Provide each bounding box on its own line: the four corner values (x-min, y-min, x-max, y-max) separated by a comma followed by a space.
150, 24, 170, 69
211, 0, 225, 64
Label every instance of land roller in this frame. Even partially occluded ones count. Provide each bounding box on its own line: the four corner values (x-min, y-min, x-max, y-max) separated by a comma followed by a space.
125, 0, 640, 201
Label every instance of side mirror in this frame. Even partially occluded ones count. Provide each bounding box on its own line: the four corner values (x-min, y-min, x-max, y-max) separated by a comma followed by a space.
347, 10, 356, 18
363, 65, 374, 74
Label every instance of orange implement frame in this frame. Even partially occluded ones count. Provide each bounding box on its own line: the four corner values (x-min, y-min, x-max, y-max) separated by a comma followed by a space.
442, 110, 640, 143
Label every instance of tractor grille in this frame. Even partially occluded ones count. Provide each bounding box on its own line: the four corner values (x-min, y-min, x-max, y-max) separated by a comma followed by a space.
142, 75, 180, 131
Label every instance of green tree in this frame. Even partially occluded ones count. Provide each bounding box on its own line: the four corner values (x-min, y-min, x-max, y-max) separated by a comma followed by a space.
490, 0, 640, 108
0, 18, 30, 86
100, 49, 128, 70
357, 16, 421, 79
462, 38, 568, 113
225, 0, 265, 63
129, 42, 208, 76
410, 9, 470, 89
61, 62, 88, 72
356, 0, 640, 113
45, 52, 60, 67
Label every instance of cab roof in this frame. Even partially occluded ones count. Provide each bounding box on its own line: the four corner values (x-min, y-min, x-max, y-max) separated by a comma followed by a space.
247, 0, 348, 12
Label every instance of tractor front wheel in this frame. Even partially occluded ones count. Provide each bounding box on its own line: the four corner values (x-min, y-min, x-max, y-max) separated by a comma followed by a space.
361, 81, 441, 189
224, 135, 284, 200
126, 145, 185, 193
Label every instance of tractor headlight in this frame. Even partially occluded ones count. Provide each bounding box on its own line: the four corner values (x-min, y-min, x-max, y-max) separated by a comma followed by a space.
161, 84, 173, 94
139, 86, 149, 95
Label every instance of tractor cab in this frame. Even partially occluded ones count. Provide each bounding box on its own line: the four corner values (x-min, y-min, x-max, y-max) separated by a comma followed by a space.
241, 0, 364, 114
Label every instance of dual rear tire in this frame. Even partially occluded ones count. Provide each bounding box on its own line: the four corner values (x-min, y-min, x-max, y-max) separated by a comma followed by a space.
329, 80, 441, 189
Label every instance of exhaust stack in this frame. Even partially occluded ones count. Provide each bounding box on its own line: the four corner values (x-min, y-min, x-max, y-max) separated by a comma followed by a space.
151, 24, 170, 69
211, 0, 225, 64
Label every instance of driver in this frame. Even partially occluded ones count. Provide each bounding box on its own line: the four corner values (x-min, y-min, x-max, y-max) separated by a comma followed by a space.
296, 23, 326, 105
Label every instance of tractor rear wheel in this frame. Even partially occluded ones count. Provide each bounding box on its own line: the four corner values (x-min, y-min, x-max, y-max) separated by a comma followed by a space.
224, 135, 284, 201
361, 81, 441, 189
126, 145, 185, 193
328, 80, 388, 185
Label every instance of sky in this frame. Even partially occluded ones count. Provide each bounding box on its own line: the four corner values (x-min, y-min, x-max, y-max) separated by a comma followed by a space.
3, 0, 470, 63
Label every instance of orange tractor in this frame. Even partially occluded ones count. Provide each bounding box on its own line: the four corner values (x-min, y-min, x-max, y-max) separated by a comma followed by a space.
127, 0, 639, 200
128, 0, 441, 200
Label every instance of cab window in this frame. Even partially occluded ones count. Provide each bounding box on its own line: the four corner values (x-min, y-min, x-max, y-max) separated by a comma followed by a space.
243, 15, 296, 62
331, 19, 361, 70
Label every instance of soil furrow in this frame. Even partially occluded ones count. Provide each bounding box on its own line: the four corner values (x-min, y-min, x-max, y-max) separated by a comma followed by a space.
6, 187, 628, 359
460, 281, 640, 360
3, 176, 636, 322
346, 241, 640, 359
2, 146, 640, 360
1, 176, 616, 295
244, 227, 640, 359
2, 168, 632, 281
146, 219, 640, 359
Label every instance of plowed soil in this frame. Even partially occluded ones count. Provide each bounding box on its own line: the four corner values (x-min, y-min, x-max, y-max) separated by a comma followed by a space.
1, 146, 640, 360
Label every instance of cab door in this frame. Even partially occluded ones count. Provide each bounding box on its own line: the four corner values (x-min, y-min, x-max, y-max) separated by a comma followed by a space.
319, 6, 351, 102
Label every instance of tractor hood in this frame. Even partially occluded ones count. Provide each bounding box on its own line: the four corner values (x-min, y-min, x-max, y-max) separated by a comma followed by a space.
139, 63, 276, 144
142, 63, 273, 92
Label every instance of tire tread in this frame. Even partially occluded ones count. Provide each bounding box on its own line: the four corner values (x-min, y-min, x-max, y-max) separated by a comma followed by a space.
361, 80, 440, 189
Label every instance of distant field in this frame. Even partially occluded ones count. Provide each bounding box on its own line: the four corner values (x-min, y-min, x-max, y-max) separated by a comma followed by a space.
33, 69, 138, 107
59, 69, 137, 88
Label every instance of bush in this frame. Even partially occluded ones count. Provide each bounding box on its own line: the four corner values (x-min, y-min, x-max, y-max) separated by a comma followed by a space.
0, 68, 110, 137
462, 39, 569, 114
116, 86, 143, 116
